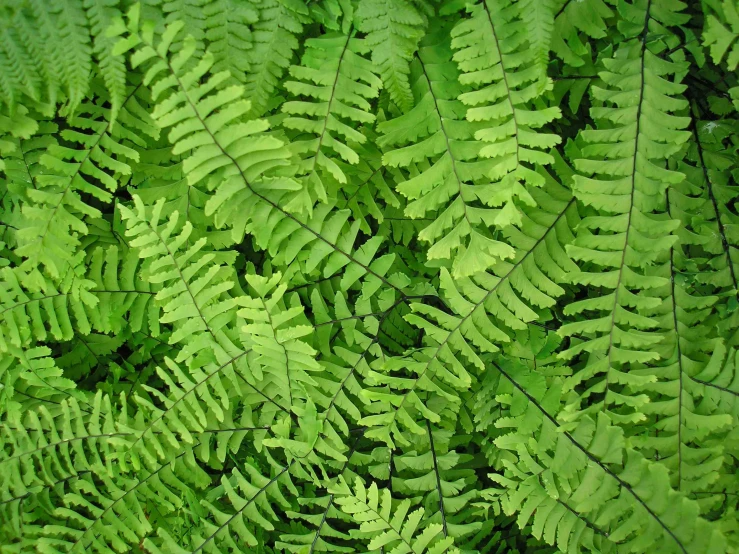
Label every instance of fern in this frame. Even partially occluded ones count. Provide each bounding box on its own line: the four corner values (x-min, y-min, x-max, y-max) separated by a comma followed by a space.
451, 0, 562, 228
378, 26, 512, 279
486, 359, 727, 554
559, 0, 693, 425
703, 0, 739, 109
332, 476, 457, 554
355, 0, 427, 113
244, 0, 310, 118
9, 85, 157, 282
281, 31, 382, 211
2, 2, 739, 554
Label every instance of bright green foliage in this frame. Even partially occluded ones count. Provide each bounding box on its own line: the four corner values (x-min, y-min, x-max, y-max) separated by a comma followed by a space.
559, 0, 692, 426
452, 0, 561, 224
281, 32, 382, 211
703, 0, 739, 109
332, 476, 457, 554
355, 0, 428, 113
244, 0, 310, 118
1, 1, 738, 554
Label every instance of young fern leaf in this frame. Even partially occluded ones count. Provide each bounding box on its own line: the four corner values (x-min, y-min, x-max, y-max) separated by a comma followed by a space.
559, 0, 692, 426
378, 27, 513, 278
451, 0, 562, 229
281, 32, 382, 212
355, 0, 428, 114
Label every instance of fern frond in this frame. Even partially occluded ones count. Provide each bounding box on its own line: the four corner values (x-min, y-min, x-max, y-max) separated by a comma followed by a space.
149, 458, 295, 553
552, 0, 613, 68
355, 0, 428, 113
489, 358, 727, 554
0, 0, 97, 112
0, 17, 42, 110
0, 392, 125, 513
125, 350, 262, 469
52, 0, 94, 113
559, 0, 692, 425
379, 27, 512, 278
245, 0, 310, 118
518, 0, 556, 75
703, 0, 739, 72
40, 444, 209, 553
163, 0, 209, 46
391, 425, 481, 540
84, 0, 127, 120
281, 32, 382, 211
0, 243, 162, 351
0, 344, 89, 415
0, 266, 92, 351
626, 178, 733, 494
84, 245, 161, 336
118, 17, 408, 307
204, 0, 259, 84
11, 86, 157, 281
451, 0, 562, 230
683, 116, 739, 346
120, 196, 238, 351
238, 271, 321, 409
332, 476, 458, 554
360, 168, 578, 447
3, 4, 739, 554
338, 136, 401, 234
277, 491, 355, 553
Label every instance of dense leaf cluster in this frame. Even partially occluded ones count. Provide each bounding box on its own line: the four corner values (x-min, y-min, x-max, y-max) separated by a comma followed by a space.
0, 1, 738, 553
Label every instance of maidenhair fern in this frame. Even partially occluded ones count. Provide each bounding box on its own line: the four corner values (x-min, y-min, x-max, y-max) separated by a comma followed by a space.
1, 2, 738, 554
